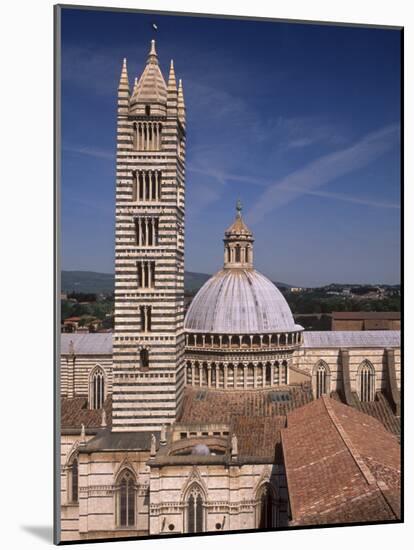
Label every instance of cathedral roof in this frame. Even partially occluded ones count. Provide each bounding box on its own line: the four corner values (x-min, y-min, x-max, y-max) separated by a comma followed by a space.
61, 333, 113, 354
303, 330, 400, 348
282, 396, 400, 525
61, 396, 112, 433
130, 40, 167, 109
184, 268, 301, 334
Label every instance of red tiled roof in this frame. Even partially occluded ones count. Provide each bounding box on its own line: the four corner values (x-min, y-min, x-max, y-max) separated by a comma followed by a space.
61, 396, 112, 430
282, 397, 400, 526
230, 415, 286, 460
178, 385, 312, 424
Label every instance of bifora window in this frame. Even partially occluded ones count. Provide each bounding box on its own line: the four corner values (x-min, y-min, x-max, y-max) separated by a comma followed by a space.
117, 470, 136, 527
186, 485, 204, 533
91, 367, 105, 409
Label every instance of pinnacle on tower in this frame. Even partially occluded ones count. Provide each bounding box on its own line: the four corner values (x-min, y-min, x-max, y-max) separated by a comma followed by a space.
178, 78, 186, 127
118, 57, 129, 93
117, 57, 130, 116
168, 59, 177, 91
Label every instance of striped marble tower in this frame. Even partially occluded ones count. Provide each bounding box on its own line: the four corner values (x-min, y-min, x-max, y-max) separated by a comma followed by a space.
112, 40, 186, 432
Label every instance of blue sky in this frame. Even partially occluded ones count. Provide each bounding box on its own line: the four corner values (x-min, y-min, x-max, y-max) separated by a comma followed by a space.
61, 8, 401, 286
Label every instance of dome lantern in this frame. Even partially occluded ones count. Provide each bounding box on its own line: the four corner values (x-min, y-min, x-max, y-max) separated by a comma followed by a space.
223, 200, 254, 269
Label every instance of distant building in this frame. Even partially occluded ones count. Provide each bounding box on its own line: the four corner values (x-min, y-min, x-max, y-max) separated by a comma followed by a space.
62, 316, 81, 333
332, 312, 400, 331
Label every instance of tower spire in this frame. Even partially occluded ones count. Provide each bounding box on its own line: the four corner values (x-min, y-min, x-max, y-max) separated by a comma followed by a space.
147, 39, 158, 64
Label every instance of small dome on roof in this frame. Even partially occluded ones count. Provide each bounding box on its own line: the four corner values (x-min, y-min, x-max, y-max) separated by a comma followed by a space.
191, 443, 211, 456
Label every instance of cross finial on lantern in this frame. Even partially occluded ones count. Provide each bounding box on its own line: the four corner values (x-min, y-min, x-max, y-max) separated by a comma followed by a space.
236, 199, 242, 217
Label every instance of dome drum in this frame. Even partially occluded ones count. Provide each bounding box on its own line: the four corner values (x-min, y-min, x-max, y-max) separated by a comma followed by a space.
185, 330, 303, 351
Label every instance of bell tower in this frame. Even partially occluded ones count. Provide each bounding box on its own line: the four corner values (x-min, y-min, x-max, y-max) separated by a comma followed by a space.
112, 41, 186, 432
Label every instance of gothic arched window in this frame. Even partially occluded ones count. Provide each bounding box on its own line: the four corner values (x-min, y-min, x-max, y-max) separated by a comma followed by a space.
359, 361, 375, 402
117, 470, 136, 528
69, 457, 78, 503
314, 361, 329, 398
257, 483, 276, 529
90, 367, 105, 409
186, 485, 204, 533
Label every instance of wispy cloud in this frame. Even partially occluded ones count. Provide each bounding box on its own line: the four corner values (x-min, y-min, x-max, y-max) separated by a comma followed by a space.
246, 123, 400, 224
285, 187, 400, 209
63, 144, 115, 160
187, 165, 267, 187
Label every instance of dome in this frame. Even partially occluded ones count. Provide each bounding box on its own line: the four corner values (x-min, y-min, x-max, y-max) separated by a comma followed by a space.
191, 443, 211, 456
184, 268, 301, 334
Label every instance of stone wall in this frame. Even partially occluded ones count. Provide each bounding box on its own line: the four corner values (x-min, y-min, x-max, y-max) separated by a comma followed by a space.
149, 462, 288, 534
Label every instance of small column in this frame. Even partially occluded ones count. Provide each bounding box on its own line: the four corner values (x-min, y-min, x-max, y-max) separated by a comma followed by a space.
216, 366, 219, 388
262, 365, 266, 388
250, 335, 253, 348
260, 335, 263, 348
234, 366, 237, 388
207, 366, 211, 388
270, 364, 274, 386
239, 335, 242, 348
253, 366, 257, 388
191, 364, 195, 387
219, 335, 223, 348
277, 334, 280, 347
144, 218, 149, 246
143, 306, 148, 332
155, 171, 159, 201
146, 122, 150, 150
224, 365, 228, 389
149, 170, 153, 201
199, 366, 203, 387
138, 219, 143, 246
141, 261, 145, 288
202, 335, 206, 348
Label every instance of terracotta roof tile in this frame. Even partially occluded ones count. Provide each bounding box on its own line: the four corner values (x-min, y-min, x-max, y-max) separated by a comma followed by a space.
61, 396, 112, 430
282, 397, 400, 526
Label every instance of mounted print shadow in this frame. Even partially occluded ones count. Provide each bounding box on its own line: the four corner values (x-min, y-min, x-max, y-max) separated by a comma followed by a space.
55, 4, 402, 544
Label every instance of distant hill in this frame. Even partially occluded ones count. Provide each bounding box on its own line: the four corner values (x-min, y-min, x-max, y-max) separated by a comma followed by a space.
62, 270, 292, 295
62, 271, 115, 294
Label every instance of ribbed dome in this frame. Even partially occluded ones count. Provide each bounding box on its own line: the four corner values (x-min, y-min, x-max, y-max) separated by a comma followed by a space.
184, 269, 301, 334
